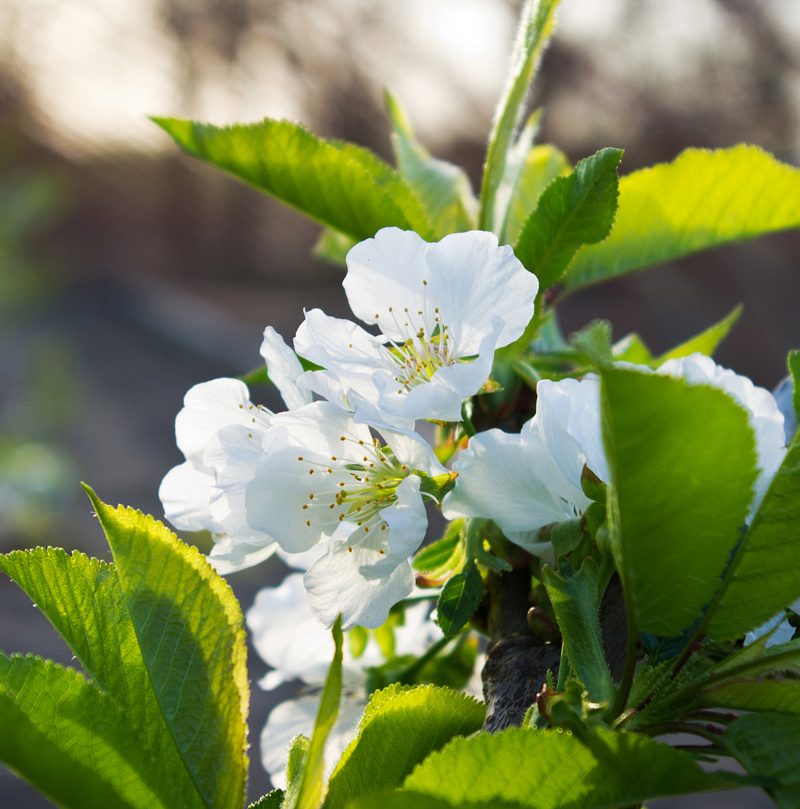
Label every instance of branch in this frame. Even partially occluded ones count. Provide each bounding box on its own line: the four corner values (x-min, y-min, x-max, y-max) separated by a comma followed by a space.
482, 567, 629, 732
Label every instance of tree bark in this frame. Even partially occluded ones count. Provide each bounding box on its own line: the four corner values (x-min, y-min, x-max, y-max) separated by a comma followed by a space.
482, 566, 628, 733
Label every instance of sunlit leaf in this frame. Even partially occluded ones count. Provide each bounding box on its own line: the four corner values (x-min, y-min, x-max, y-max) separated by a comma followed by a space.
706, 434, 800, 640
152, 117, 429, 242
434, 562, 483, 638
403, 726, 736, 807
290, 616, 344, 809
479, 0, 561, 232
325, 684, 484, 809
502, 143, 570, 245
564, 145, 800, 293
601, 368, 757, 635
385, 89, 477, 238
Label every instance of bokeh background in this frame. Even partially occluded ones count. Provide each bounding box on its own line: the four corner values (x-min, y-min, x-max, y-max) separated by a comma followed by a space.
0, 0, 798, 805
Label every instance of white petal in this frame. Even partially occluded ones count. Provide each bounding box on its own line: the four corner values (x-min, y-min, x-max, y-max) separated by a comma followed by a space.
425, 230, 538, 353
260, 692, 366, 789
159, 460, 223, 533
208, 536, 278, 575
443, 428, 590, 535
276, 543, 328, 571
360, 476, 427, 579
294, 309, 389, 410
175, 378, 271, 462
370, 425, 448, 479
260, 326, 313, 411
304, 544, 415, 630
367, 318, 503, 424
534, 376, 608, 488
247, 573, 344, 688
295, 309, 386, 372
206, 424, 271, 541
344, 228, 431, 341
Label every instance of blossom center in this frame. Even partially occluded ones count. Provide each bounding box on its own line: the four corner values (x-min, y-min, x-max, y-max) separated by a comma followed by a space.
379, 300, 463, 394
298, 434, 412, 544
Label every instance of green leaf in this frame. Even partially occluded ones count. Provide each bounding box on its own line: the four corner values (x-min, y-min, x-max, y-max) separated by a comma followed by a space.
313, 228, 357, 268
413, 520, 464, 574
563, 145, 800, 293
543, 558, 614, 704
434, 561, 483, 638
705, 434, 800, 640
479, 0, 561, 232
502, 143, 571, 245
612, 333, 653, 364
601, 368, 758, 635
385, 89, 477, 239
790, 350, 800, 423
514, 148, 623, 289
654, 305, 743, 364
709, 639, 800, 682
550, 518, 585, 557
345, 793, 506, 809
702, 679, 800, 713
403, 726, 736, 808
570, 319, 613, 368
152, 117, 430, 241
0, 550, 220, 805
0, 655, 163, 809
324, 685, 484, 809
84, 486, 249, 809
250, 790, 286, 809
290, 616, 344, 809
723, 713, 800, 808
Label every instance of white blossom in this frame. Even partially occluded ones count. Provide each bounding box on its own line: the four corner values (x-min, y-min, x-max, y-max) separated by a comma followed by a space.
159, 328, 310, 573
293, 227, 540, 425
442, 419, 591, 563
245, 401, 448, 629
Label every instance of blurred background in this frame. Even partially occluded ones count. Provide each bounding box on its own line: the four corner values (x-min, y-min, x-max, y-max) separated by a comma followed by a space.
0, 0, 798, 804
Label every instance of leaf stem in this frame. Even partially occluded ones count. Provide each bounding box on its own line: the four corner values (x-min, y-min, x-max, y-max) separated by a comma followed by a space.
611, 606, 638, 718
641, 721, 724, 746
655, 644, 800, 717
396, 633, 456, 684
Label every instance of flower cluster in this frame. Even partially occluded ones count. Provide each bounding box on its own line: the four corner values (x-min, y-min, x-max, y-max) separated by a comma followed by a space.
161, 223, 797, 793
160, 226, 539, 629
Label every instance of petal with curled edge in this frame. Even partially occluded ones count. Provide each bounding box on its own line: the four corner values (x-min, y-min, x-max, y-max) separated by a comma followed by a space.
175, 377, 271, 462
304, 543, 416, 630
159, 459, 223, 533
260, 325, 313, 411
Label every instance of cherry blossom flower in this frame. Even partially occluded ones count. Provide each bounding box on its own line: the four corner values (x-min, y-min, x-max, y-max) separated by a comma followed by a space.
442, 423, 590, 563
293, 227, 540, 425
159, 326, 310, 573
246, 574, 440, 789
245, 401, 448, 629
